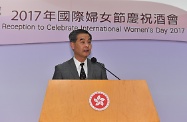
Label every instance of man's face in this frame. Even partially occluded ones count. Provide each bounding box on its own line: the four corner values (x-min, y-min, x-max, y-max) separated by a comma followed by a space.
70, 33, 92, 60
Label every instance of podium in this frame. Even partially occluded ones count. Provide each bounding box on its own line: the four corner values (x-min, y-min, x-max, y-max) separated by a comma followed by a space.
39, 80, 159, 122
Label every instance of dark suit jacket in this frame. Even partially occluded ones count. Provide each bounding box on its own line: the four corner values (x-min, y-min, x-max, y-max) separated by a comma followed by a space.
52, 58, 107, 79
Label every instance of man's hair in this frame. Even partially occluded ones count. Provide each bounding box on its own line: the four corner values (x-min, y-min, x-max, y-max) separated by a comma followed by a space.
69, 29, 92, 42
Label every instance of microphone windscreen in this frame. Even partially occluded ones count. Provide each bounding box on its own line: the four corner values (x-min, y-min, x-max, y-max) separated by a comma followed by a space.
91, 57, 97, 63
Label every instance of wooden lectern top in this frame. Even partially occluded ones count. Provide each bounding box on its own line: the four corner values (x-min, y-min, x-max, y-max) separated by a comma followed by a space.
39, 80, 159, 122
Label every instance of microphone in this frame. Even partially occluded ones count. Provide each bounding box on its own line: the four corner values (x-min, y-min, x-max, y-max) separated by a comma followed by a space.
91, 57, 121, 80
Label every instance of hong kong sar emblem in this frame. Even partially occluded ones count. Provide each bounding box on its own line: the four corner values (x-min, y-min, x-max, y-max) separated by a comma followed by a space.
89, 91, 110, 111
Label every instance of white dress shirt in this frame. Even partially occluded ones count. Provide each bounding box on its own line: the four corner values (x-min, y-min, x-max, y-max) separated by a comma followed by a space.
73, 57, 88, 77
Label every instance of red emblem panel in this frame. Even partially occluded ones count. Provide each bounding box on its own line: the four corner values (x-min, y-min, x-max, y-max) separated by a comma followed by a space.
89, 91, 110, 111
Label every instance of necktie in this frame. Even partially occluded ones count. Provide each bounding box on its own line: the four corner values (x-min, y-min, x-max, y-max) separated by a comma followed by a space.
80, 63, 86, 79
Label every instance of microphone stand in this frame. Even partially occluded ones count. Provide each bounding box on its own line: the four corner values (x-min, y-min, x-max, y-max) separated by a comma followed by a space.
98, 63, 121, 80
91, 57, 121, 80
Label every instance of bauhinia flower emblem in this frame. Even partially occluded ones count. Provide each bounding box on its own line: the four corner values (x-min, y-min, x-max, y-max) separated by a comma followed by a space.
89, 91, 110, 111
94, 95, 105, 106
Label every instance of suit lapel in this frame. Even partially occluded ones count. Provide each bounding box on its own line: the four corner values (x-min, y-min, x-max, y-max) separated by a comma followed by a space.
68, 58, 80, 79
87, 59, 93, 79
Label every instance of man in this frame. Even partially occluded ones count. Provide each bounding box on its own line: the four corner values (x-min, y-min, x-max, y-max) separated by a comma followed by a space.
52, 29, 107, 79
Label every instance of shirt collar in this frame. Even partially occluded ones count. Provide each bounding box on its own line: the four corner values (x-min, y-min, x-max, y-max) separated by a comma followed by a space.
73, 57, 87, 69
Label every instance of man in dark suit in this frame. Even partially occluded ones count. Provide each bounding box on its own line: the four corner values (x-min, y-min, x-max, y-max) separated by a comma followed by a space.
52, 29, 107, 79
